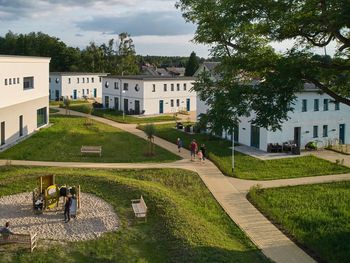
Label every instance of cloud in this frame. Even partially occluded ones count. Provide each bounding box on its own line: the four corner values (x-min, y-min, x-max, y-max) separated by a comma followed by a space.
76, 11, 194, 37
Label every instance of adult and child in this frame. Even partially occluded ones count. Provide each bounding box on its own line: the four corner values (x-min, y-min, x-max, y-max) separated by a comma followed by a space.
187, 139, 207, 163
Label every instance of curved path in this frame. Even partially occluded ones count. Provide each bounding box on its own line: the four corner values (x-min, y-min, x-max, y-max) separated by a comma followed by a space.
3, 108, 350, 263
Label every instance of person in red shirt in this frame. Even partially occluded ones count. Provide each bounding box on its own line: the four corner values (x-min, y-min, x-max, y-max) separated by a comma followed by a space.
190, 139, 198, 161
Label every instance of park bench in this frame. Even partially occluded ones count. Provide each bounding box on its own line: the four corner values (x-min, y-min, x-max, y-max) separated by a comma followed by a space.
81, 146, 102, 157
131, 195, 148, 221
0, 232, 38, 252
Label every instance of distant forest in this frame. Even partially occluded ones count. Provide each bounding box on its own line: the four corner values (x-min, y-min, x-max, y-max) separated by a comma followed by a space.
0, 31, 208, 74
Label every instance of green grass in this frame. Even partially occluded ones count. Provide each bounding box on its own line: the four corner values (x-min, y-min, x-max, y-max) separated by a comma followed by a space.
0, 115, 179, 163
49, 108, 59, 114
138, 123, 350, 180
68, 104, 179, 124
248, 182, 350, 263
0, 165, 269, 263
49, 100, 90, 106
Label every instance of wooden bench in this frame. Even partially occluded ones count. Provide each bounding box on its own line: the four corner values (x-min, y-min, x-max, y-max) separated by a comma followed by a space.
81, 146, 102, 157
131, 195, 148, 221
0, 232, 38, 252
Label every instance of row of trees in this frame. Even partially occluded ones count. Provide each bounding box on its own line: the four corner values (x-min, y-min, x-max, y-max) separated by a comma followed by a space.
0, 31, 203, 75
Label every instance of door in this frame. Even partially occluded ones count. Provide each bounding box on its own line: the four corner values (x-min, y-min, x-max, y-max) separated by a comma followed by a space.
104, 96, 109, 109
135, 100, 140, 115
19, 115, 23, 137
114, 97, 119, 111
250, 125, 260, 148
73, 90, 77, 100
186, 98, 191, 111
124, 99, 128, 113
294, 127, 301, 147
94, 88, 97, 98
55, 90, 60, 100
159, 100, 164, 114
339, 124, 345, 144
1, 122, 5, 145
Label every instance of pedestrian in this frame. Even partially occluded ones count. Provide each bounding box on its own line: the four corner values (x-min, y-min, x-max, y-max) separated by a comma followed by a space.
197, 150, 203, 164
200, 144, 207, 161
190, 139, 198, 161
64, 195, 72, 223
0, 222, 15, 240
177, 138, 183, 153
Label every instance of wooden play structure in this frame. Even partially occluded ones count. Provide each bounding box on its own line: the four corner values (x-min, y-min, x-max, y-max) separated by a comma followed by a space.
32, 175, 81, 215
0, 232, 38, 252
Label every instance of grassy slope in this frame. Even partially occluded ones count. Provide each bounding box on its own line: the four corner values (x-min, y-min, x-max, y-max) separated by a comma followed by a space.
248, 182, 350, 263
49, 100, 89, 106
139, 123, 350, 180
0, 116, 179, 163
69, 104, 178, 124
0, 166, 269, 263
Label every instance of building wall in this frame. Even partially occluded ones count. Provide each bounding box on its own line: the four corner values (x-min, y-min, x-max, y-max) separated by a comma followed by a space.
49, 74, 105, 100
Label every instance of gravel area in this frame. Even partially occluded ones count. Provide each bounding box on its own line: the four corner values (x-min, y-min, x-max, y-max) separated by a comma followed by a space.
0, 192, 119, 242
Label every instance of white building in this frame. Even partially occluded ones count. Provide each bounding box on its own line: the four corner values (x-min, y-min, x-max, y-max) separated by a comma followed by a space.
0, 55, 51, 151
196, 65, 350, 151
49, 72, 108, 101
102, 76, 196, 115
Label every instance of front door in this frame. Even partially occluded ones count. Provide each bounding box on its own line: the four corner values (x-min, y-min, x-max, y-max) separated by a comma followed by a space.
339, 124, 346, 144
104, 96, 109, 109
94, 88, 97, 98
186, 98, 191, 111
114, 97, 119, 111
124, 99, 128, 113
135, 100, 140, 115
250, 125, 260, 148
1, 122, 5, 145
73, 90, 77, 100
159, 100, 164, 114
55, 90, 60, 100
294, 127, 301, 147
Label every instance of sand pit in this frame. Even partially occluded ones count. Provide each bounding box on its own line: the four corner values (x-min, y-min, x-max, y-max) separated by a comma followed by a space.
0, 192, 119, 242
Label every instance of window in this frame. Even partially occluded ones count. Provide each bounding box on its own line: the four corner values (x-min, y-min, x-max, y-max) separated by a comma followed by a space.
323, 125, 328, 137
87, 78, 89, 83
5, 79, 7, 85
314, 99, 319, 111
99, 77, 102, 82
152, 84, 156, 92
68, 78, 71, 84
323, 99, 329, 111
164, 84, 167, 92
92, 77, 94, 83
13, 78, 16, 84
302, 99, 307, 112
313, 126, 318, 138
114, 82, 119, 89
9, 78, 12, 85
105, 81, 109, 88
37, 107, 47, 128
49, 78, 51, 83
77, 78, 79, 83
335, 101, 340, 110
135, 84, 140, 92
55, 78, 59, 83
87, 89, 89, 95
176, 99, 180, 107
23, 77, 34, 90
17, 77, 19, 84
82, 78, 85, 83
177, 83, 180, 91
171, 84, 174, 91
82, 89, 85, 95
123, 83, 129, 91
183, 83, 187, 91
170, 99, 174, 107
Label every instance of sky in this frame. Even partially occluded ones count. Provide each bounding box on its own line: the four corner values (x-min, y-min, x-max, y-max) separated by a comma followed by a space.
0, 0, 211, 57
0, 0, 337, 58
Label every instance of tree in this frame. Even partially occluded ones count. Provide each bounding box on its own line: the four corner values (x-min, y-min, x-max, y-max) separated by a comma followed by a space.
176, 0, 350, 133
143, 124, 156, 156
185, 51, 199, 76
115, 33, 139, 75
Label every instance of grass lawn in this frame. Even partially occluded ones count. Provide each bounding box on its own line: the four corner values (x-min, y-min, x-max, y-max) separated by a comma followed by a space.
49, 108, 59, 114
68, 104, 179, 124
0, 115, 179, 163
49, 100, 90, 106
138, 123, 350, 180
0, 165, 269, 263
248, 182, 350, 263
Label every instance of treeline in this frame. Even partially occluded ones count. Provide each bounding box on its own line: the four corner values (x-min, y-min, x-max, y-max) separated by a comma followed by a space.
0, 31, 205, 74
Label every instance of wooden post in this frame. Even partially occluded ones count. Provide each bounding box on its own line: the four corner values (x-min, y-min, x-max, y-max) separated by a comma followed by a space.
78, 185, 81, 210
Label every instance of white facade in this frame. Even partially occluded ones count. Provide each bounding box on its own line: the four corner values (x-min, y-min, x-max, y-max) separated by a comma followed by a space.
49, 73, 107, 101
0, 55, 50, 151
197, 90, 350, 151
102, 76, 196, 115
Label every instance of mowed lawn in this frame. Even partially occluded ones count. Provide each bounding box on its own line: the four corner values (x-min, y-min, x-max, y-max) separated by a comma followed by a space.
0, 115, 179, 163
0, 166, 270, 263
248, 182, 350, 263
138, 123, 350, 180
68, 104, 178, 124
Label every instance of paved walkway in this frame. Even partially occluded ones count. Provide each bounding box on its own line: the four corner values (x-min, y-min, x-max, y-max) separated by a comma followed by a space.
5, 109, 350, 263
235, 145, 310, 160
311, 149, 350, 168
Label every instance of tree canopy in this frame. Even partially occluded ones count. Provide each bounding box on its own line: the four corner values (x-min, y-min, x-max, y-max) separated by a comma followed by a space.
176, 0, 350, 133
185, 51, 200, 76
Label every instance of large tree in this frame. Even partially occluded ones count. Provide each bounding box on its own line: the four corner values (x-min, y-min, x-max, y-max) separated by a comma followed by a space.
176, 0, 350, 133
185, 51, 200, 76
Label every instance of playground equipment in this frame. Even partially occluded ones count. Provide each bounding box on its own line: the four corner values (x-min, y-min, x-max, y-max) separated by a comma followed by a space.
32, 175, 81, 216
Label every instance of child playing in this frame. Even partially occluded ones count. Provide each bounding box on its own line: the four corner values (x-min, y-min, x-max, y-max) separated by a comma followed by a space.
197, 150, 203, 164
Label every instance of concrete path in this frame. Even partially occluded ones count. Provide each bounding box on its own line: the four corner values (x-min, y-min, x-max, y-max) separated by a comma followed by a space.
235, 145, 310, 160
6, 109, 350, 263
311, 149, 350, 168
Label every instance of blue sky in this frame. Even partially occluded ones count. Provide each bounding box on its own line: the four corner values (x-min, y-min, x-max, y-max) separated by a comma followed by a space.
0, 0, 210, 57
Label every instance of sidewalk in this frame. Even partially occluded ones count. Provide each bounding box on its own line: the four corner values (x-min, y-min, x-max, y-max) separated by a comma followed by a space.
311, 149, 350, 168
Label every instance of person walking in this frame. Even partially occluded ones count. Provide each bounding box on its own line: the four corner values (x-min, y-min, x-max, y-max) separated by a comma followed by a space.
190, 139, 198, 161
200, 144, 207, 161
0, 222, 15, 240
177, 138, 183, 153
64, 195, 72, 223
197, 150, 204, 164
